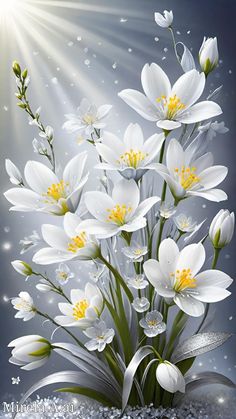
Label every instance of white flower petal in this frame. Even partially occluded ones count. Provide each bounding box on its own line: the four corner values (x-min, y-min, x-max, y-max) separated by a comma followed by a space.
171, 70, 205, 109
42, 224, 68, 250
85, 191, 114, 222
63, 212, 81, 238
176, 243, 205, 276
141, 63, 171, 106
194, 286, 231, 303
33, 248, 71, 265
199, 166, 228, 189
195, 269, 233, 288
159, 238, 179, 276
156, 120, 181, 130
188, 188, 227, 202
4, 188, 40, 210
112, 179, 140, 211
63, 151, 87, 189
118, 89, 158, 121
134, 196, 160, 219
24, 161, 59, 193
124, 123, 144, 149
174, 294, 205, 317
179, 101, 222, 124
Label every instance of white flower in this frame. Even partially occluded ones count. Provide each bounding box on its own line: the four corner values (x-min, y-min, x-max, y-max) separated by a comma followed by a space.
33, 212, 100, 265
126, 274, 148, 290
5, 159, 23, 186
209, 209, 235, 249
118, 64, 222, 130
8, 335, 51, 370
55, 263, 75, 285
63, 98, 112, 137
11, 260, 33, 277
132, 297, 150, 313
122, 243, 148, 262
80, 179, 160, 239
89, 264, 107, 283
158, 202, 176, 219
95, 123, 165, 180
154, 138, 227, 202
199, 37, 219, 75
139, 310, 166, 337
54, 283, 103, 328
84, 320, 115, 352
11, 292, 36, 321
144, 238, 233, 317
156, 361, 185, 393
154, 10, 173, 28
4, 152, 88, 215
174, 214, 197, 233
198, 121, 229, 142
20, 230, 41, 254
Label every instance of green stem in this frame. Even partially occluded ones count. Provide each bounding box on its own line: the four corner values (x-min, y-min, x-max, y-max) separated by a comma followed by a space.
36, 310, 83, 347
34, 272, 71, 303
169, 27, 182, 67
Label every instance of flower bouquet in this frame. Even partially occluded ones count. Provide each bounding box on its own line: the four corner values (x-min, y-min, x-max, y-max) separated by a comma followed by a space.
4, 9, 235, 415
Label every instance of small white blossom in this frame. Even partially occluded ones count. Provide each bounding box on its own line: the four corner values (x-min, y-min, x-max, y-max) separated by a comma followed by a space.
199, 37, 219, 75
39, 126, 54, 143
11, 377, 21, 385
139, 310, 166, 337
5, 159, 23, 186
89, 264, 106, 283
126, 274, 148, 290
158, 202, 176, 219
20, 230, 41, 254
56, 263, 75, 285
122, 243, 148, 262
132, 297, 150, 313
11, 292, 36, 321
198, 121, 229, 142
84, 321, 115, 352
63, 98, 112, 137
174, 214, 197, 233
155, 10, 173, 28
32, 138, 48, 154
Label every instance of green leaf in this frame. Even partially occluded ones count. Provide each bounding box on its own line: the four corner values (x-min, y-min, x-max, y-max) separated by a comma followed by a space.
176, 357, 195, 375
55, 386, 113, 407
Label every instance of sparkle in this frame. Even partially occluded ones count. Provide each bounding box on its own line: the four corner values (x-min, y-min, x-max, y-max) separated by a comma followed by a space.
2, 241, 12, 251
218, 397, 225, 404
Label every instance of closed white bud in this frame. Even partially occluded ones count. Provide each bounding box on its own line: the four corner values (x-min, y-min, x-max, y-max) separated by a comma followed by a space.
5, 159, 23, 186
199, 37, 219, 75
36, 283, 54, 293
8, 335, 51, 370
209, 209, 235, 249
156, 361, 185, 393
154, 10, 173, 28
11, 260, 33, 277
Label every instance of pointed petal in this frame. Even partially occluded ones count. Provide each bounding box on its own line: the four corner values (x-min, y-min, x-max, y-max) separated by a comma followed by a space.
118, 89, 158, 121
179, 101, 222, 124
24, 161, 59, 193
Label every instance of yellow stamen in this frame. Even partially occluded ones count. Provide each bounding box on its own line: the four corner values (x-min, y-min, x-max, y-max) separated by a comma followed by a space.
174, 268, 196, 293
68, 231, 87, 253
106, 204, 132, 225
156, 94, 185, 119
134, 249, 143, 255
147, 319, 158, 327
44, 180, 68, 202
73, 299, 89, 320
83, 114, 95, 125
174, 166, 200, 190
118, 149, 148, 169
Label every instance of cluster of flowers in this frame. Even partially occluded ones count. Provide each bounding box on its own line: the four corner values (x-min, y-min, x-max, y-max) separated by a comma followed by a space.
4, 10, 235, 411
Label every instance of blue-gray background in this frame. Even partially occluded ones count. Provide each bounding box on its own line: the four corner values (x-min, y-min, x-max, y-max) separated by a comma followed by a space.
0, 0, 235, 403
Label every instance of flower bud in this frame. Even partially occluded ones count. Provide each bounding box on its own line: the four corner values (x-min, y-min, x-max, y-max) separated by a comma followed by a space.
8, 335, 51, 370
5, 159, 23, 186
22, 68, 28, 79
12, 61, 21, 77
36, 283, 53, 293
11, 260, 33, 277
154, 10, 173, 28
209, 209, 235, 249
199, 37, 219, 75
156, 361, 185, 393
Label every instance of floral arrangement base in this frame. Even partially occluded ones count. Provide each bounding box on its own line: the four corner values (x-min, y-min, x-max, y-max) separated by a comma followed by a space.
1, 393, 236, 419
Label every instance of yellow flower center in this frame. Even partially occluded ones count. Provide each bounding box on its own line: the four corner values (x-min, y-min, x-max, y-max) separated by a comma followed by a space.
44, 180, 68, 202
73, 299, 89, 320
174, 166, 200, 190
147, 319, 158, 327
59, 271, 68, 280
68, 231, 87, 253
106, 204, 132, 225
15, 300, 33, 312
156, 95, 185, 119
134, 249, 143, 255
118, 149, 148, 168
83, 114, 96, 125
173, 268, 196, 293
